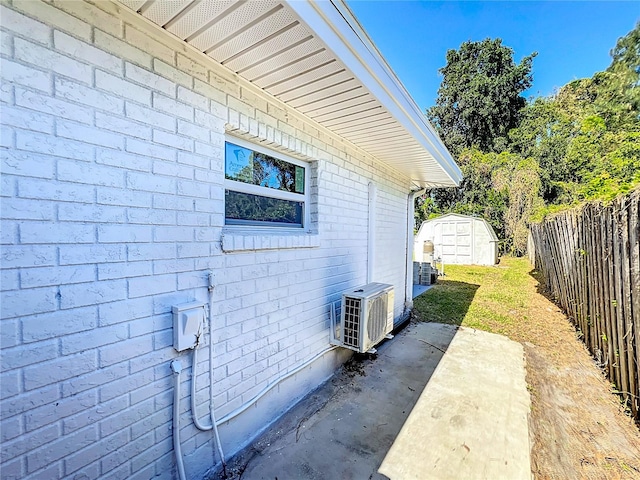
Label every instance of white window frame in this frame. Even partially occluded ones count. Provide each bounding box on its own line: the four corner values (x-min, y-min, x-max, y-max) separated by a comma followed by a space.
224, 135, 311, 231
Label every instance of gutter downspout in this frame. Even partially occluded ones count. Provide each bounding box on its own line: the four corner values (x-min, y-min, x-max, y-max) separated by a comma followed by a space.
405, 187, 426, 311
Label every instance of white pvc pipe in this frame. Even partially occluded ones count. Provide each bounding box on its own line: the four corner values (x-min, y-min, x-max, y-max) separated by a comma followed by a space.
191, 346, 213, 431
367, 181, 376, 284
215, 345, 338, 426
207, 273, 226, 472
171, 360, 187, 480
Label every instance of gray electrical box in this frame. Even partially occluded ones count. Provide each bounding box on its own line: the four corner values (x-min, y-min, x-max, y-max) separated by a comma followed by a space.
172, 301, 206, 352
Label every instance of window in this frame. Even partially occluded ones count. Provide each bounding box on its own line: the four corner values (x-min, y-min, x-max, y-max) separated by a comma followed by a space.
224, 138, 309, 228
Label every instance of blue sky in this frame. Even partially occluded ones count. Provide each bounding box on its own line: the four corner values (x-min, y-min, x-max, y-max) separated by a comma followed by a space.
347, 1, 639, 110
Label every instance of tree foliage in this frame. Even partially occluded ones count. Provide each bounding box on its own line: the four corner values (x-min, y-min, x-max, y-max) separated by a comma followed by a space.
420, 24, 640, 256
427, 38, 536, 157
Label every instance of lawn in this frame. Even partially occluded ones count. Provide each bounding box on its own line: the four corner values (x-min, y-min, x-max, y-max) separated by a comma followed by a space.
412, 257, 534, 342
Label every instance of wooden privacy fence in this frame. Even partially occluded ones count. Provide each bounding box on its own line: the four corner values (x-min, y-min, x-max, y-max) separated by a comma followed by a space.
529, 189, 640, 420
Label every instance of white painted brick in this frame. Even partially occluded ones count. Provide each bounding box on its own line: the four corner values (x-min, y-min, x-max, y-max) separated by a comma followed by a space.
94, 29, 151, 69
19, 222, 95, 244
125, 62, 175, 97
130, 405, 170, 440
16, 130, 94, 162
61, 323, 128, 355
98, 261, 152, 281
97, 186, 151, 208
54, 30, 121, 76
177, 151, 210, 169
193, 78, 226, 106
152, 92, 193, 121
0, 29, 12, 57
24, 390, 96, 433
1, 105, 53, 134
99, 396, 155, 437
1, 245, 56, 268
1, 269, 20, 292
126, 171, 175, 194
128, 273, 175, 298
151, 129, 193, 151
152, 160, 193, 179
153, 59, 191, 88
55, 77, 124, 115
1, 197, 55, 220
0, 221, 18, 245
0, 5, 51, 45
65, 429, 128, 475
127, 244, 175, 262
177, 242, 209, 259
177, 119, 209, 142
125, 102, 175, 132
96, 111, 151, 140
59, 244, 125, 266
127, 208, 176, 226
22, 306, 96, 343
96, 147, 151, 172
24, 350, 96, 391
1, 424, 59, 465
177, 179, 209, 198
51, 0, 123, 38
178, 212, 210, 227
124, 24, 174, 65
57, 159, 124, 187
59, 280, 127, 309
2, 415, 23, 443
100, 368, 154, 403
1, 340, 57, 372
95, 70, 151, 105
100, 431, 154, 475
153, 258, 194, 275
15, 37, 91, 84
97, 225, 152, 243
63, 394, 128, 435
25, 425, 98, 474
0, 370, 21, 402
177, 86, 207, 110
20, 265, 95, 289
176, 271, 207, 290
61, 362, 128, 399
1, 58, 52, 93
194, 109, 226, 132
56, 120, 125, 149
151, 193, 192, 211
126, 138, 176, 162
0, 126, 13, 148
99, 335, 153, 367
153, 227, 193, 243
15, 86, 93, 124
59, 203, 126, 223
0, 286, 57, 319
129, 437, 172, 476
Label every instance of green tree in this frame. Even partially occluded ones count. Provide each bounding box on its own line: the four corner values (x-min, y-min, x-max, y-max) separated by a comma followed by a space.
427, 38, 537, 156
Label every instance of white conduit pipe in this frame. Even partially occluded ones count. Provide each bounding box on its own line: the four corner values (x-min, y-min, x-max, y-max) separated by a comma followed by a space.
171, 360, 187, 480
214, 345, 338, 425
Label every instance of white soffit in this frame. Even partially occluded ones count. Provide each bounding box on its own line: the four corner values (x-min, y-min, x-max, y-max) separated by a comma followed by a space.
116, 0, 462, 188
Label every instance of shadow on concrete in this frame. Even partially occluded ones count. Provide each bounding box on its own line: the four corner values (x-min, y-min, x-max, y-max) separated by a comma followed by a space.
217, 320, 464, 480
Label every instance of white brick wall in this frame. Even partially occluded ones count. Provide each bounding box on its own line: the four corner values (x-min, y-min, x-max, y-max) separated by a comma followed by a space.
0, 1, 414, 479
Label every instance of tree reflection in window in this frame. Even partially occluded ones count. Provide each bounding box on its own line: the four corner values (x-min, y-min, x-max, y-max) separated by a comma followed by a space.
225, 190, 303, 226
225, 142, 304, 194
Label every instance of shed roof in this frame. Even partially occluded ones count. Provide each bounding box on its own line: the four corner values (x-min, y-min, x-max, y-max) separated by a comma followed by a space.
117, 0, 462, 188
418, 213, 499, 242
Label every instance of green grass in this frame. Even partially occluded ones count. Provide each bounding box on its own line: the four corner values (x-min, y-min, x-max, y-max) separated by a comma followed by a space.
413, 257, 534, 340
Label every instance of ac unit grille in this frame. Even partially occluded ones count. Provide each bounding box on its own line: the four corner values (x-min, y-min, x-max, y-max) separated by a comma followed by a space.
367, 294, 388, 343
343, 297, 362, 348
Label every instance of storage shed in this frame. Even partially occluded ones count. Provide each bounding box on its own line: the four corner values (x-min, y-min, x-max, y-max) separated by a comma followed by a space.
415, 214, 499, 266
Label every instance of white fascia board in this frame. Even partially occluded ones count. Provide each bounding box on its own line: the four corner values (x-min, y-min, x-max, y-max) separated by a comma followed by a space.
284, 0, 462, 186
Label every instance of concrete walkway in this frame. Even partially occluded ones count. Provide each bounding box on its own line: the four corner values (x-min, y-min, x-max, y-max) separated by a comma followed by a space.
223, 322, 531, 480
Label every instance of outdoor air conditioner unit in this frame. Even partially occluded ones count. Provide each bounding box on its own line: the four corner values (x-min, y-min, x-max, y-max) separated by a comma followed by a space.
331, 283, 394, 354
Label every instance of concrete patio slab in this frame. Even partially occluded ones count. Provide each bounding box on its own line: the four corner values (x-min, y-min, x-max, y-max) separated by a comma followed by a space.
221, 322, 531, 480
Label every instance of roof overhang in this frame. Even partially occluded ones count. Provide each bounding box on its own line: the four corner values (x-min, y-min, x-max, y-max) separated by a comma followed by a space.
117, 0, 462, 188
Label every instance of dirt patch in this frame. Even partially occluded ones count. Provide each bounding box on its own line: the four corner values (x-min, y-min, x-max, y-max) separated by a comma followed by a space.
524, 286, 640, 479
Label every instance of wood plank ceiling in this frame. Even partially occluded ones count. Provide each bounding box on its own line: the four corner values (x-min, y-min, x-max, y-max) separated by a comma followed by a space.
117, 0, 458, 187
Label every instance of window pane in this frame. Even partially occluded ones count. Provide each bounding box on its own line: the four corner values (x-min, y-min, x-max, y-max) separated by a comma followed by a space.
225, 190, 303, 227
225, 142, 305, 194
